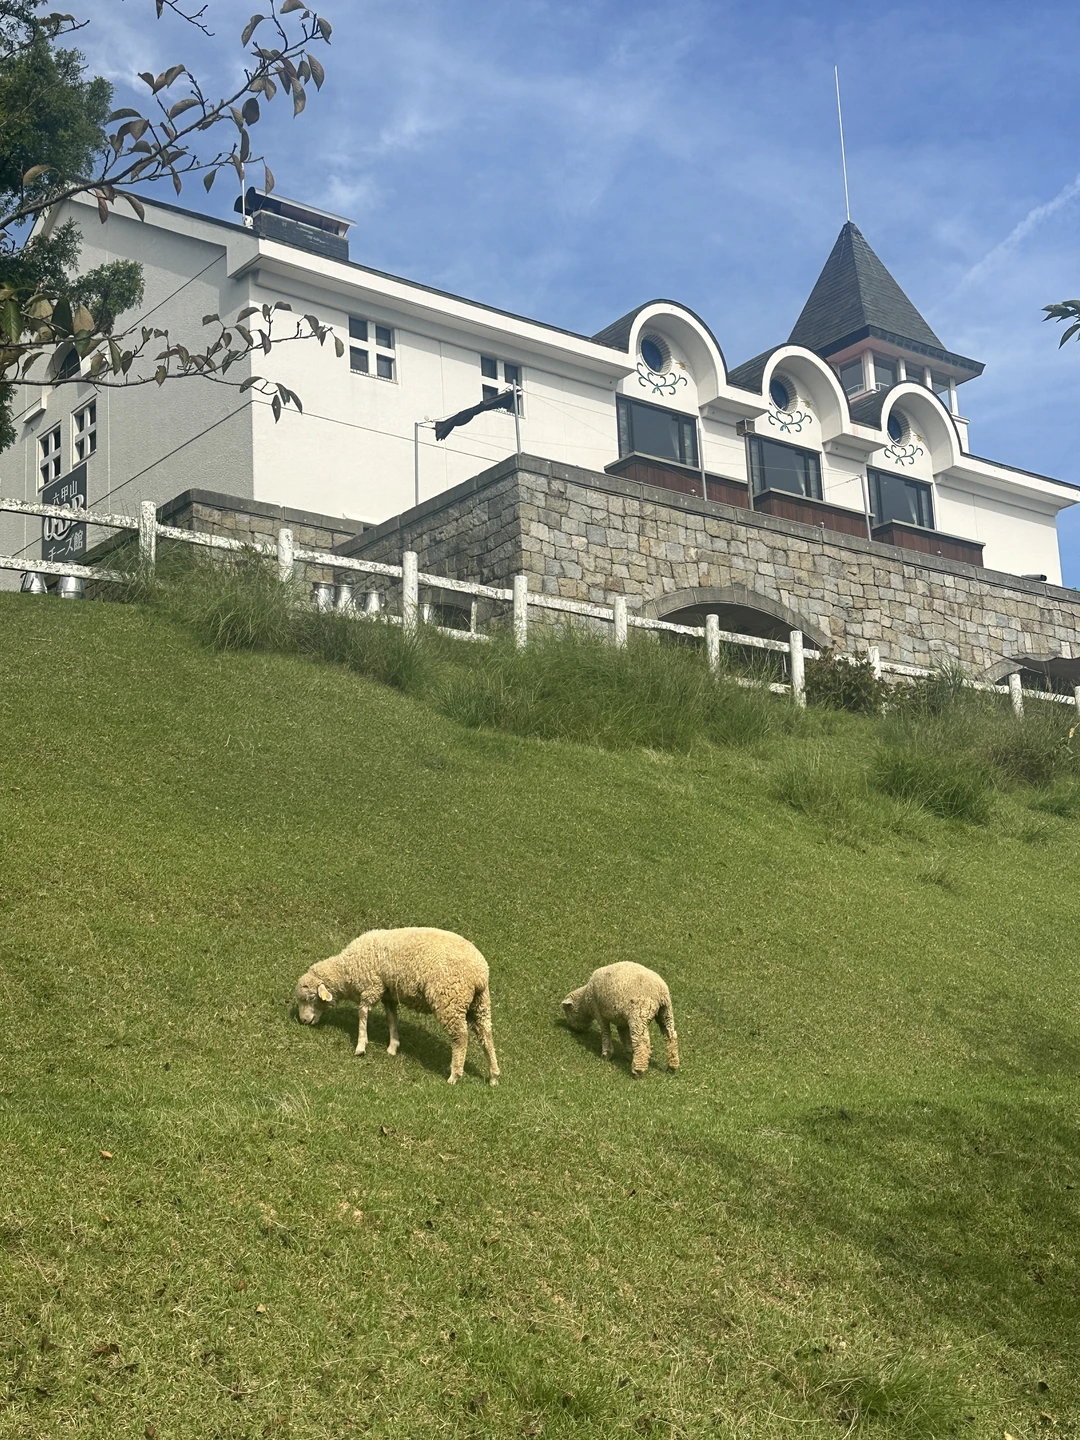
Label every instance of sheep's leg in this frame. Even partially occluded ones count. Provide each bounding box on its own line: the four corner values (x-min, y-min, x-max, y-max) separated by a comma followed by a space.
598, 1019, 613, 1059
628, 1019, 651, 1078
385, 1000, 400, 1057
479, 1023, 499, 1086
656, 1001, 679, 1071
444, 1016, 469, 1085
354, 1004, 370, 1057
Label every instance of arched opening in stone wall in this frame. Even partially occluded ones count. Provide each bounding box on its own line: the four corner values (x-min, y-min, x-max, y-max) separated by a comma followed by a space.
646, 585, 831, 648
985, 653, 1080, 696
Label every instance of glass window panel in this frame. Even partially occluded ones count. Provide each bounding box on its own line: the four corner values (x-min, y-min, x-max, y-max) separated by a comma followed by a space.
617, 396, 632, 456
873, 354, 897, 389
375, 325, 393, 349
350, 347, 369, 373
376, 354, 394, 380
931, 373, 950, 397
628, 400, 684, 465
503, 363, 520, 386
903, 363, 927, 386
348, 317, 367, 341
482, 385, 498, 402
749, 436, 821, 498
480, 355, 498, 379
869, 469, 933, 528
838, 358, 864, 396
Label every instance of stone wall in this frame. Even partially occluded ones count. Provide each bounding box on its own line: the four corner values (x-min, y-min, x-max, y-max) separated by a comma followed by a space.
159, 489, 367, 553
344, 454, 1080, 677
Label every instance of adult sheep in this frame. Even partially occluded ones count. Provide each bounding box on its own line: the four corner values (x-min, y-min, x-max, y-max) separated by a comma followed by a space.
562, 962, 678, 1077
294, 927, 500, 1085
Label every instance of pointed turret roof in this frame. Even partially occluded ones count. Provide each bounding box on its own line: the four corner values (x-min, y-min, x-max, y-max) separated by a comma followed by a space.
788, 222, 981, 376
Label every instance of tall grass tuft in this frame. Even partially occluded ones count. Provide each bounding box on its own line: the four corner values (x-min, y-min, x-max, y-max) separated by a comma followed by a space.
162, 545, 301, 652
871, 748, 992, 823
293, 609, 436, 694
434, 627, 804, 752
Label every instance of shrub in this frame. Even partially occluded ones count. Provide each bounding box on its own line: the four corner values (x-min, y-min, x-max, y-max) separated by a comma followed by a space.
890, 662, 971, 718
872, 748, 992, 823
805, 649, 888, 715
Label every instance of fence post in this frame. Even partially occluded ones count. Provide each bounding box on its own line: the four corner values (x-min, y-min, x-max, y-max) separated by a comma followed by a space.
512, 573, 528, 649
868, 644, 882, 679
1074, 684, 1080, 714
705, 612, 720, 675
402, 550, 419, 635
469, 599, 478, 634
277, 526, 294, 584
612, 595, 628, 650
789, 629, 806, 707
138, 499, 157, 573
1008, 671, 1024, 719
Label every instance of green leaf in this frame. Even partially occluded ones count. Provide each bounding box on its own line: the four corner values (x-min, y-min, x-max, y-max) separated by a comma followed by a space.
317, 17, 332, 40
292, 82, 306, 117
239, 375, 260, 392
203, 170, 216, 192
264, 162, 275, 194
236, 307, 260, 321
241, 13, 265, 46
307, 54, 325, 89
242, 97, 260, 125
121, 193, 146, 221
107, 108, 142, 122
280, 0, 306, 11
202, 314, 221, 325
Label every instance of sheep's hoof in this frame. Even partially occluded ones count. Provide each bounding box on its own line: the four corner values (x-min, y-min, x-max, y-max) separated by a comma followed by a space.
489, 1075, 499, 1087
354, 1049, 367, 1058
447, 1075, 458, 1085
387, 1045, 399, 1057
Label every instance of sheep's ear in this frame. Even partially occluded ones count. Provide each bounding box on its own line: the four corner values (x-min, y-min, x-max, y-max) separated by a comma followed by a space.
317, 983, 334, 1003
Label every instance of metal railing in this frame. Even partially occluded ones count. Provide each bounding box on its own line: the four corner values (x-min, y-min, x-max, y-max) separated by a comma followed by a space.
1, 496, 1073, 718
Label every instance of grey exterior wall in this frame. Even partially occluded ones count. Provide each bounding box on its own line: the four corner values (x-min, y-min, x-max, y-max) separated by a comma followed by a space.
342, 453, 1080, 676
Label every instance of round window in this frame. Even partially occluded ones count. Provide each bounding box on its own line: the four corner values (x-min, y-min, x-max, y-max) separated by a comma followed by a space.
887, 411, 906, 443
639, 334, 670, 373
769, 376, 791, 410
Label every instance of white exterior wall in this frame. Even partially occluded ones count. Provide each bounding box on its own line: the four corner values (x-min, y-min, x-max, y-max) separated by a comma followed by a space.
0, 194, 1074, 588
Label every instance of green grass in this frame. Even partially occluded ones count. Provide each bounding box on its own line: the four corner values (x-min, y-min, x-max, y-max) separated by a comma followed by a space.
2, 591, 1079, 1438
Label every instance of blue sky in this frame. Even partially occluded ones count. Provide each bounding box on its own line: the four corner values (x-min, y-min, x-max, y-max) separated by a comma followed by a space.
88, 0, 1080, 577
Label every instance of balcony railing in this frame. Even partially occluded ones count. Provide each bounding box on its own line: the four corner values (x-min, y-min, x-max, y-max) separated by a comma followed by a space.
871, 519, 984, 567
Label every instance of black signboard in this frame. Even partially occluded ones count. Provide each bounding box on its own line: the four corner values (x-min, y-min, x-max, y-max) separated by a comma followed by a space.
41, 462, 87, 563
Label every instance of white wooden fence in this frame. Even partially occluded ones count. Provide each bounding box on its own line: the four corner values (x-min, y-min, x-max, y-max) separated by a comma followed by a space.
2, 496, 1075, 719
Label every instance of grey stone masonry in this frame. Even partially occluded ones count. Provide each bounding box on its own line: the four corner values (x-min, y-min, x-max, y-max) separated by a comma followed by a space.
342, 453, 1080, 677
159, 489, 368, 554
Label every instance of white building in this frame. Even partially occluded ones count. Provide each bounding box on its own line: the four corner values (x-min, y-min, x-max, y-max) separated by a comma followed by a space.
2, 191, 1076, 582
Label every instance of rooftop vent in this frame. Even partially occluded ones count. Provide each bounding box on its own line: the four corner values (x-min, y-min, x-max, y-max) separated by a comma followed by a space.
235, 188, 354, 262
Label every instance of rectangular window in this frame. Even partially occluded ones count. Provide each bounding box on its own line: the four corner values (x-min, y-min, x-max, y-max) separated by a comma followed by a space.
347, 318, 396, 380
73, 401, 97, 461
872, 354, 897, 390
931, 372, 950, 398
38, 425, 61, 487
747, 435, 822, 500
478, 356, 524, 414
838, 357, 864, 397
616, 394, 698, 468
903, 362, 927, 387
868, 467, 934, 529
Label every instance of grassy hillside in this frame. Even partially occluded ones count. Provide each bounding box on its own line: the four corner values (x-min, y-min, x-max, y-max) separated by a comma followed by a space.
1, 592, 1078, 1439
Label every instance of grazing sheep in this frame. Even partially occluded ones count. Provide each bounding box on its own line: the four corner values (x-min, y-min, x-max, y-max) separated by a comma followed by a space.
294, 927, 499, 1085
562, 962, 679, 1077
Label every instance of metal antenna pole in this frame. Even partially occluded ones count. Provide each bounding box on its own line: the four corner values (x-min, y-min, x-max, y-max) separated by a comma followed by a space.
414, 421, 421, 508
513, 384, 521, 457
834, 66, 851, 223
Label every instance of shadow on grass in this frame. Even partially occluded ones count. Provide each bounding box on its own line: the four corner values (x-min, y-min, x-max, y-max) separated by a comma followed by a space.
310, 1004, 498, 1081
778, 1093, 1080, 1360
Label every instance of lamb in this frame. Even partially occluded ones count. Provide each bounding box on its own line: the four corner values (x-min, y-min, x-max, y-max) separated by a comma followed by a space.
562, 962, 679, 1077
293, 927, 499, 1085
